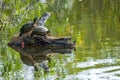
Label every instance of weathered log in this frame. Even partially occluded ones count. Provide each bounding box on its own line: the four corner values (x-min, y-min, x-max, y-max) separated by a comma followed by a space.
8, 35, 76, 50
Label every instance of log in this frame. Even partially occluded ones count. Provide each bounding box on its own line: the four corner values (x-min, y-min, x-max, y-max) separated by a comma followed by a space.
8, 35, 76, 51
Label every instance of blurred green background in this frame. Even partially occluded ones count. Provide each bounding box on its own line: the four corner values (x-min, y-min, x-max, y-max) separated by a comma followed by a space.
0, 0, 120, 80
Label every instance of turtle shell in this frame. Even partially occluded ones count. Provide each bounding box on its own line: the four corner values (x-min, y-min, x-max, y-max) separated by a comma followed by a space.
33, 26, 48, 36
19, 17, 38, 37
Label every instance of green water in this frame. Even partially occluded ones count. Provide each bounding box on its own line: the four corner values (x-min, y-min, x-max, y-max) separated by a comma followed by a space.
0, 0, 120, 80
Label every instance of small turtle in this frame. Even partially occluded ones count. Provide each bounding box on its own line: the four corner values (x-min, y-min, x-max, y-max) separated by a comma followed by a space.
31, 26, 50, 36
31, 12, 51, 37
19, 17, 38, 37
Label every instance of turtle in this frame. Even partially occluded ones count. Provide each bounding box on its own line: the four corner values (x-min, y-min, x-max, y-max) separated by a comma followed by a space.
31, 26, 50, 37
19, 17, 38, 37
30, 12, 51, 43
31, 12, 51, 37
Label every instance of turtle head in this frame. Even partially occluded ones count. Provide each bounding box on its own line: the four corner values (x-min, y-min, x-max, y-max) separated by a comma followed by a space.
33, 17, 39, 24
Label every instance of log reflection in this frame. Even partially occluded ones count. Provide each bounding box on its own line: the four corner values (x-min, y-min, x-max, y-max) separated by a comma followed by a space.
8, 37, 75, 72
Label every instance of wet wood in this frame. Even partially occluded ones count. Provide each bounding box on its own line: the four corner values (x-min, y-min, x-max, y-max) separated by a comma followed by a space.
8, 34, 75, 51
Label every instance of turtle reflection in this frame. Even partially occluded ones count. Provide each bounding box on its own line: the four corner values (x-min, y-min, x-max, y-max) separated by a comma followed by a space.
20, 52, 50, 72
19, 47, 73, 72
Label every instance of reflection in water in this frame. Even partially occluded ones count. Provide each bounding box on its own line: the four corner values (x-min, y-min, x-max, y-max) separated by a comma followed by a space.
20, 52, 50, 72
9, 43, 74, 80
19, 47, 73, 70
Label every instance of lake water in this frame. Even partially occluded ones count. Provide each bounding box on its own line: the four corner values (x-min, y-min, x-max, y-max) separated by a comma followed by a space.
0, 0, 120, 80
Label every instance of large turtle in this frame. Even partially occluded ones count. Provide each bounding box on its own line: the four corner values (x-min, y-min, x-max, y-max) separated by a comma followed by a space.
19, 17, 38, 37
